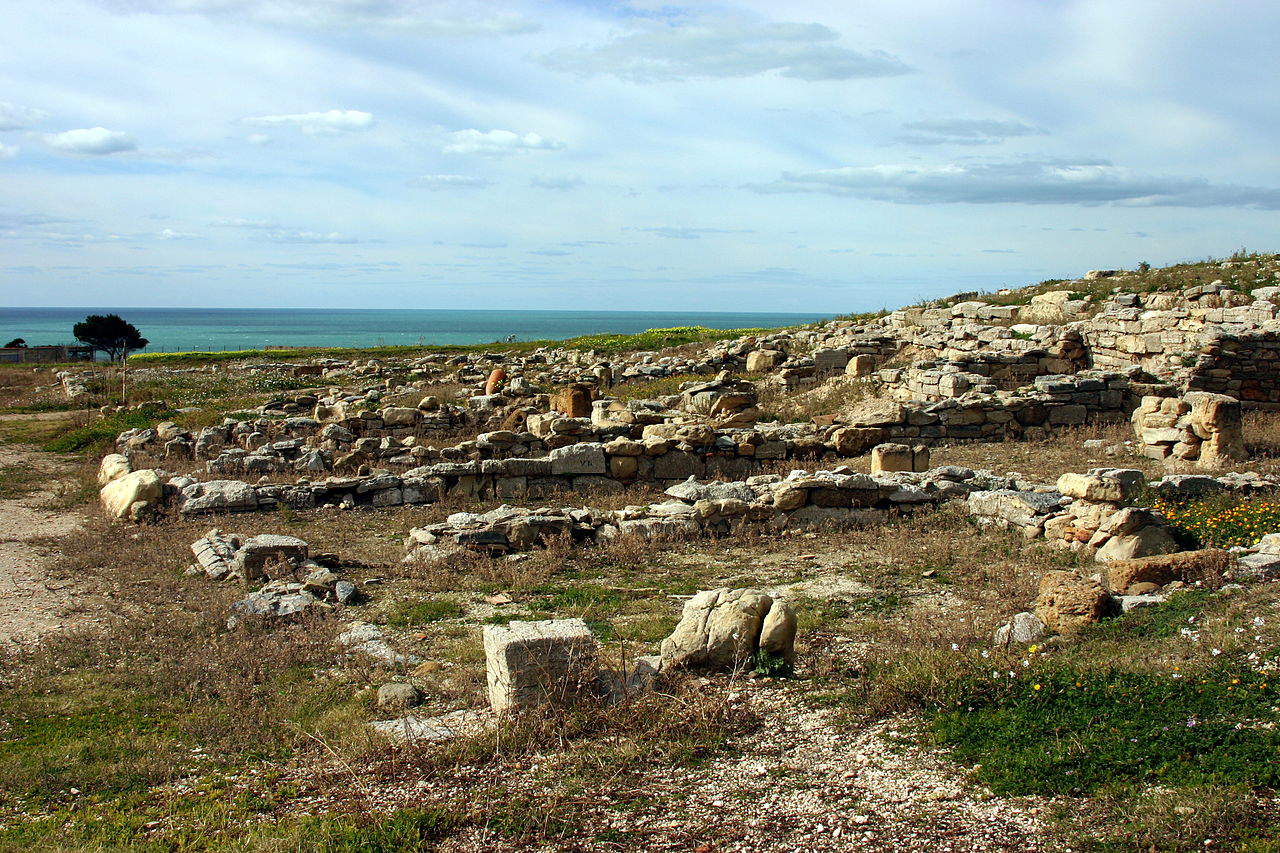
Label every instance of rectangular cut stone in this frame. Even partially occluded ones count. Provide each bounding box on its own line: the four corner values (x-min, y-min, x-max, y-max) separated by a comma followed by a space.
483, 619, 598, 713
548, 442, 607, 475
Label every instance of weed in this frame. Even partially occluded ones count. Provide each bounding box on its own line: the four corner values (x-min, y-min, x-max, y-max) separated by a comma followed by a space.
1152, 492, 1280, 548
927, 662, 1280, 795
386, 597, 466, 626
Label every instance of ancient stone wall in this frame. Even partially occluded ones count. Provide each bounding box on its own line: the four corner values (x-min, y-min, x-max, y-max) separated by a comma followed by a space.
1186, 332, 1280, 407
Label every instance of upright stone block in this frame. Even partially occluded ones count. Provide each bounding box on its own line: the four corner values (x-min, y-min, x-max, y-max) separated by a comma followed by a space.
550, 383, 593, 418
911, 444, 931, 472
483, 619, 599, 713
870, 443, 913, 474
845, 355, 876, 377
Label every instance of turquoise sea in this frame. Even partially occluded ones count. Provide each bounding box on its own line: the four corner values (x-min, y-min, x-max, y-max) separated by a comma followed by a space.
0, 308, 829, 353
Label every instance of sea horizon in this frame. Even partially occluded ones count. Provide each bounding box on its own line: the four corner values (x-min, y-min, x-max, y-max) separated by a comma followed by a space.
0, 306, 833, 353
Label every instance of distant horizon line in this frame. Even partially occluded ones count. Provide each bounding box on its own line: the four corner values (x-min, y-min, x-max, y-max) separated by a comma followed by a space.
2, 306, 835, 316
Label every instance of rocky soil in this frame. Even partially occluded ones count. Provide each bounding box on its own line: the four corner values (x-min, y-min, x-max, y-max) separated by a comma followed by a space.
0, 437, 92, 643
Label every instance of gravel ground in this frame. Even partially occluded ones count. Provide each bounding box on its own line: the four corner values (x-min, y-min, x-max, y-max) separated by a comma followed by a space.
0, 443, 90, 643
285, 683, 1056, 852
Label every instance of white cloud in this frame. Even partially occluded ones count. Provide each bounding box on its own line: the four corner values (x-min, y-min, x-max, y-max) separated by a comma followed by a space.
157, 228, 199, 239
530, 175, 584, 190
244, 109, 374, 135
898, 119, 1046, 146
0, 101, 49, 131
93, 1, 540, 35
0, 143, 18, 159
539, 20, 911, 82
409, 173, 492, 189
629, 226, 754, 239
212, 216, 280, 229
752, 160, 1280, 209
246, 133, 272, 145
264, 229, 360, 244
212, 217, 361, 243
443, 129, 565, 156
43, 127, 138, 155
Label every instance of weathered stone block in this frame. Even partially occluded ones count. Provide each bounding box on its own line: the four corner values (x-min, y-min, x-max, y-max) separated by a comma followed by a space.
870, 443, 913, 474
548, 442, 606, 475
483, 619, 599, 713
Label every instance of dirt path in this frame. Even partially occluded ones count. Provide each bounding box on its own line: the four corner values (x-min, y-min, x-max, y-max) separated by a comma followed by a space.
0, 439, 93, 644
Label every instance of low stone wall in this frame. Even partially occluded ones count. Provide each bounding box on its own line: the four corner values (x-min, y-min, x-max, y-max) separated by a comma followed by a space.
845, 370, 1143, 445
159, 431, 844, 515
404, 465, 1016, 560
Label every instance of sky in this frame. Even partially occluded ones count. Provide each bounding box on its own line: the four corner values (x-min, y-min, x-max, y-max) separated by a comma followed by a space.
2, 0, 1279, 313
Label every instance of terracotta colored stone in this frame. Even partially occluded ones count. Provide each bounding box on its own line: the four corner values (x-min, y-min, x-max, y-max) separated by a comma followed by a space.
551, 383, 594, 418
485, 368, 508, 396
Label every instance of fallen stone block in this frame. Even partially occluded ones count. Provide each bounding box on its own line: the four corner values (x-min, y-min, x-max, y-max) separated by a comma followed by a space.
659, 588, 795, 671
1105, 548, 1231, 593
992, 611, 1047, 646
100, 469, 162, 519
231, 533, 309, 582
1035, 570, 1113, 635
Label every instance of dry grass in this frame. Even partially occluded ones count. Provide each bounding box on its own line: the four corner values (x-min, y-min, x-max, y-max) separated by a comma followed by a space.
756, 375, 881, 423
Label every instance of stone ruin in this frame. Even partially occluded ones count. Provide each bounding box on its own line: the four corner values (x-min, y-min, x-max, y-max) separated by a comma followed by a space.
1131, 391, 1248, 468
186, 529, 360, 628
481, 588, 799, 715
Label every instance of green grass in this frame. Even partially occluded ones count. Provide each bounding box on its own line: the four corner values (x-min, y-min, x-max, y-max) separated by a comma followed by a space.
608, 372, 704, 401
914, 251, 1278, 312
1085, 590, 1212, 641
926, 662, 1280, 796
127, 326, 774, 366
41, 405, 175, 453
0, 401, 85, 415
385, 597, 466, 626
283, 807, 460, 851
0, 685, 188, 802
530, 583, 626, 612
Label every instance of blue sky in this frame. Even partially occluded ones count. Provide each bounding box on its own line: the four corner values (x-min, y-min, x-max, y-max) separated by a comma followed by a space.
2, 0, 1278, 312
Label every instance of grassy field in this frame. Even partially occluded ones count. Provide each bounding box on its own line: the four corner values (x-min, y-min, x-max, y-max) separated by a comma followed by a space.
126, 325, 774, 366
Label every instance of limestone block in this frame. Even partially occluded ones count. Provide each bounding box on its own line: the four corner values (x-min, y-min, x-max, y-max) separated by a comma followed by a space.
870, 443, 913, 475
232, 534, 309, 582
483, 619, 599, 713
551, 384, 593, 418
993, 611, 1048, 646
1094, 525, 1181, 562
1034, 571, 1111, 634
745, 349, 783, 372
1106, 548, 1231, 593
812, 349, 849, 374
830, 427, 883, 456
97, 453, 132, 486
100, 469, 162, 519
548, 442, 606, 476
846, 355, 877, 377
659, 588, 795, 671
380, 407, 418, 427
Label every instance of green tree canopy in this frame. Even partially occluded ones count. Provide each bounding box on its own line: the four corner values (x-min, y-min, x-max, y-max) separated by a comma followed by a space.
73, 314, 148, 361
